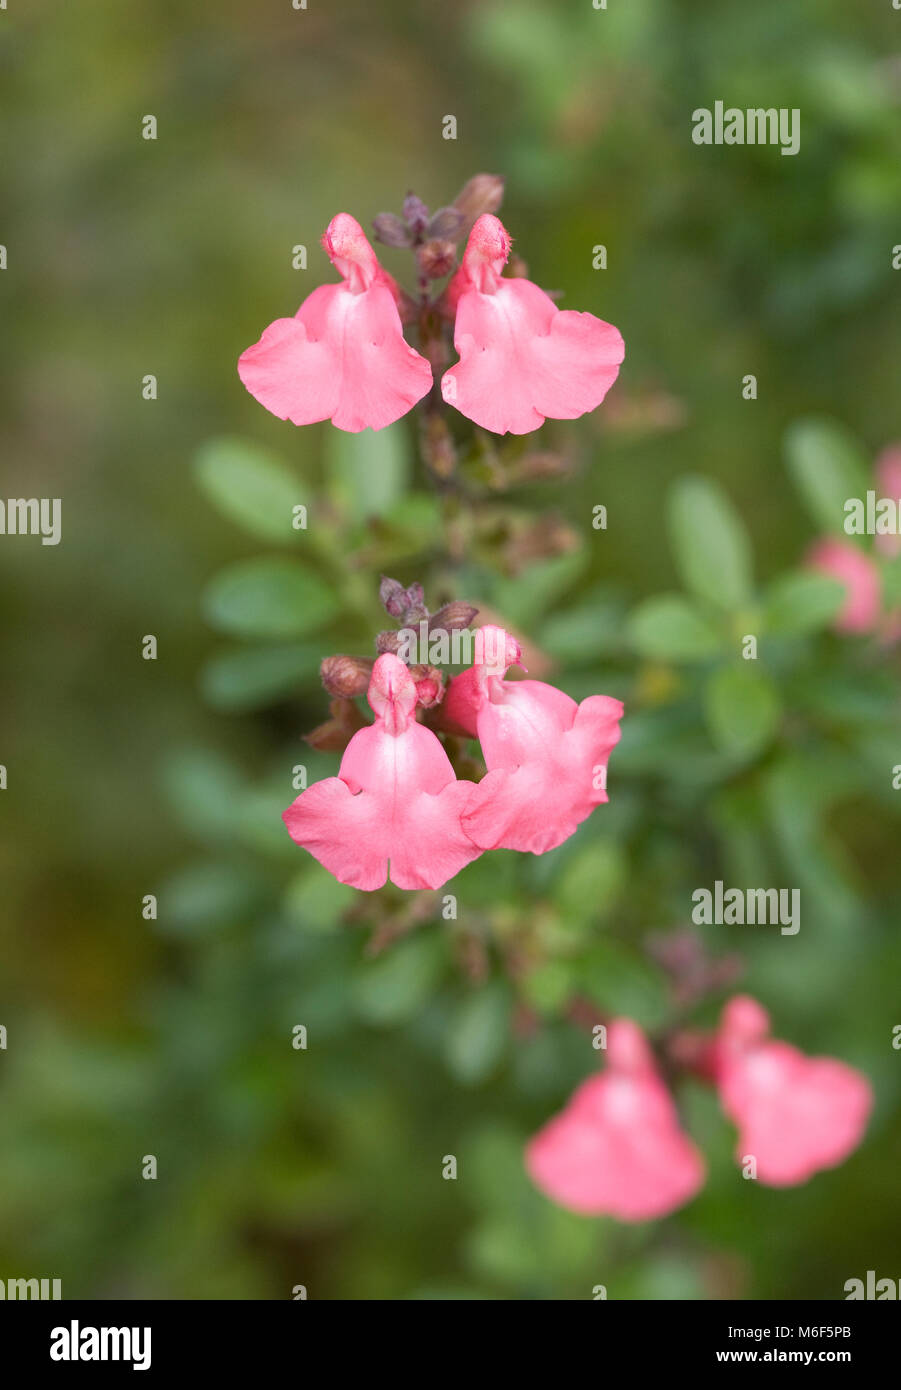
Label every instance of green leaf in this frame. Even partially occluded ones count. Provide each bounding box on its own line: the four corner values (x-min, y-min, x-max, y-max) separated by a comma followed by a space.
667, 476, 754, 611
557, 840, 625, 926
444, 983, 511, 1085
353, 934, 445, 1026
160, 748, 247, 840
783, 416, 870, 535
283, 867, 356, 933
536, 587, 626, 663
763, 569, 845, 634
492, 549, 588, 626
327, 422, 411, 521
628, 593, 723, 661
200, 643, 321, 711
159, 860, 266, 937
704, 664, 781, 760
581, 940, 669, 1029
202, 557, 339, 639
194, 437, 303, 542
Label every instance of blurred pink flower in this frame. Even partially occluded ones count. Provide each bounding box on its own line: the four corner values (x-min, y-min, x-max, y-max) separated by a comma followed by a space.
874, 445, 901, 558
445, 625, 623, 854
282, 654, 481, 890
525, 1020, 706, 1220
806, 536, 881, 633
238, 213, 432, 432
440, 214, 625, 435
714, 996, 872, 1188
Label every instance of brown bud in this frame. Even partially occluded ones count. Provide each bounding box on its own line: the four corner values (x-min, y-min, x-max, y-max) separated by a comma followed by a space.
379, 575, 409, 618
304, 698, 368, 753
417, 239, 457, 280
376, 629, 404, 655
429, 601, 479, 632
426, 206, 465, 241
452, 173, 505, 230
320, 654, 374, 699
372, 212, 411, 248
506, 253, 529, 279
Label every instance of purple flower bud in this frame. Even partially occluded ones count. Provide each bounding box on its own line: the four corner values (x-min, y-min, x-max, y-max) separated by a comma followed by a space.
372, 212, 412, 248
402, 192, 430, 239
427, 206, 465, 241
379, 575, 409, 618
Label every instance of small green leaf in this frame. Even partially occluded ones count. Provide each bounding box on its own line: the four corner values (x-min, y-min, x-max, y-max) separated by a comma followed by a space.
783, 416, 870, 535
492, 549, 588, 626
763, 569, 845, 634
704, 664, 781, 760
200, 643, 321, 711
628, 594, 723, 660
283, 868, 356, 933
444, 983, 511, 1085
327, 422, 411, 521
202, 557, 339, 639
194, 437, 303, 542
353, 934, 445, 1026
557, 840, 625, 925
667, 476, 754, 611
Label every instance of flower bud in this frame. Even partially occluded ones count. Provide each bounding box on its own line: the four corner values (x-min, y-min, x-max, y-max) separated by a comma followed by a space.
452, 173, 505, 231
410, 664, 444, 708
320, 654, 374, 699
372, 212, 411, 248
402, 192, 430, 238
304, 698, 367, 752
429, 601, 479, 633
427, 206, 465, 241
379, 575, 409, 618
376, 629, 404, 655
418, 239, 457, 280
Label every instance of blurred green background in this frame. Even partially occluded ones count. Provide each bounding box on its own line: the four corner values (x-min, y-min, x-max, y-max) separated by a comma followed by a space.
1, 0, 900, 1299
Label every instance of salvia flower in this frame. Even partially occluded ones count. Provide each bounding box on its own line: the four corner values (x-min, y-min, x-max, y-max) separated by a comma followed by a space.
525, 1020, 706, 1221
238, 213, 432, 433
806, 537, 881, 634
440, 214, 625, 435
445, 625, 624, 855
714, 995, 872, 1187
282, 654, 481, 891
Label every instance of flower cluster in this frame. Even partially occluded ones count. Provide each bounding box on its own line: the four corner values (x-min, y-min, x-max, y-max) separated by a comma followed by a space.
238, 185, 624, 436
527, 996, 872, 1221
282, 612, 623, 891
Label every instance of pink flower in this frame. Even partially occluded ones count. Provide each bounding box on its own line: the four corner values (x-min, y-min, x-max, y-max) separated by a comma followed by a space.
282, 654, 481, 890
444, 626, 623, 855
875, 445, 901, 558
440, 214, 624, 435
714, 996, 872, 1188
238, 213, 432, 433
806, 537, 881, 633
525, 1020, 706, 1220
